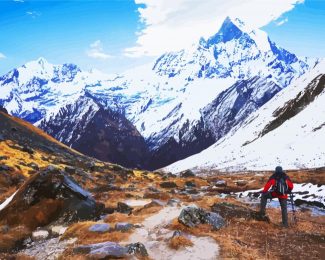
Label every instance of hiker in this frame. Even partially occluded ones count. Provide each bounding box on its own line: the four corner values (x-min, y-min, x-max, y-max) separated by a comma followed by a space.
260, 166, 293, 227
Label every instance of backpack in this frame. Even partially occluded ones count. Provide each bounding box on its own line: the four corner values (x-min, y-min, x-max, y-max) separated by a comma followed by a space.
274, 176, 288, 195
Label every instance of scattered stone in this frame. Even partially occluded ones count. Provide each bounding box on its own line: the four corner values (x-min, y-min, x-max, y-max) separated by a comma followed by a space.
148, 186, 160, 193
214, 180, 227, 187
167, 198, 181, 207
11, 127, 18, 132
51, 226, 67, 236
88, 223, 111, 233
73, 241, 128, 257
126, 242, 148, 257
115, 222, 134, 232
117, 202, 133, 215
0, 156, 8, 160
178, 205, 225, 230
236, 180, 248, 186
32, 229, 49, 241
160, 181, 178, 189
180, 170, 195, 178
184, 188, 199, 194
206, 212, 226, 230
0, 134, 5, 142
73, 241, 148, 258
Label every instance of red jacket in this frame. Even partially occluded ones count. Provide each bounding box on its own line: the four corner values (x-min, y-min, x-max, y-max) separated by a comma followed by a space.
262, 176, 294, 199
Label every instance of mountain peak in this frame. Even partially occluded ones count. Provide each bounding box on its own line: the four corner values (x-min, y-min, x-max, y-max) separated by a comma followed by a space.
205, 16, 271, 52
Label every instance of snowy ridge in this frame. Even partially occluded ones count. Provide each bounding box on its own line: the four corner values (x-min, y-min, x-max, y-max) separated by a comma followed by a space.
164, 60, 325, 173
0, 17, 317, 169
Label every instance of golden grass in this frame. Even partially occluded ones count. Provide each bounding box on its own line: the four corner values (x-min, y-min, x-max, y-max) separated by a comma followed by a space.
169, 235, 193, 250
0, 225, 31, 251
61, 221, 130, 245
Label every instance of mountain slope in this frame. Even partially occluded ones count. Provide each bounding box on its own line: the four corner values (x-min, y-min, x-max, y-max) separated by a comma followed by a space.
0, 17, 315, 169
164, 61, 325, 173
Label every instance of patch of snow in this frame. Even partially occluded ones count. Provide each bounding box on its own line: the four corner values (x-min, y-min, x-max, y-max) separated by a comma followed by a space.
0, 191, 17, 212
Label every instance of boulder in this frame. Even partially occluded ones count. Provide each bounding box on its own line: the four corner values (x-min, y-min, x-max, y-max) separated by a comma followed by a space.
160, 181, 178, 189
32, 229, 49, 241
115, 222, 134, 232
213, 180, 227, 187
73, 241, 128, 258
0, 166, 102, 230
116, 202, 133, 215
89, 223, 111, 233
126, 242, 148, 257
178, 206, 225, 230
73, 241, 148, 258
211, 202, 269, 222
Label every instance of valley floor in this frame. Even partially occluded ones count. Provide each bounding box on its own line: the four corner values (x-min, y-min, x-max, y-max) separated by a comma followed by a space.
0, 166, 324, 260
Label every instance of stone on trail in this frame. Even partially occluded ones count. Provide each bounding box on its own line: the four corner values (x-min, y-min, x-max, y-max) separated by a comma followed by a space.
32, 229, 49, 241
178, 205, 225, 230
88, 223, 111, 233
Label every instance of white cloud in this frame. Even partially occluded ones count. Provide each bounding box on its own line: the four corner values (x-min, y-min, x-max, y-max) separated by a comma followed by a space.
86, 40, 113, 60
13, 0, 25, 2
276, 18, 289, 26
26, 11, 41, 18
125, 0, 304, 57
0, 53, 6, 59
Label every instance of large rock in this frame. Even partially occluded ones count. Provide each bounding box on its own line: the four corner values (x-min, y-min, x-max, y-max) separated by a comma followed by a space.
89, 223, 111, 233
116, 202, 133, 215
73, 241, 148, 258
0, 166, 102, 229
115, 222, 134, 232
160, 181, 178, 189
178, 205, 225, 230
211, 202, 269, 222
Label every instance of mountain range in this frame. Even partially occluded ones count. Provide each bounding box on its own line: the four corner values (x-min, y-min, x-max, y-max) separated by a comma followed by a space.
0, 17, 321, 171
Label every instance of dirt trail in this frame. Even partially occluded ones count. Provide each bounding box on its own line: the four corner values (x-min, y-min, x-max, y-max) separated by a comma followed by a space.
126, 203, 220, 260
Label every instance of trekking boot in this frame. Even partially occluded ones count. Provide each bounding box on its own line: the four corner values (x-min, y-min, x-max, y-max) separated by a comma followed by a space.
282, 222, 289, 228
255, 211, 270, 223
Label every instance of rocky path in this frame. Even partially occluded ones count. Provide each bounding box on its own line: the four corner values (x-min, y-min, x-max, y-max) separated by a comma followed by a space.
126, 202, 220, 260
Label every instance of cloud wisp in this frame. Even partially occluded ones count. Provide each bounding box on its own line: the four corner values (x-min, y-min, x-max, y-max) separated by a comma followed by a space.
0, 53, 6, 60
86, 40, 113, 60
26, 11, 41, 19
125, 0, 304, 57
276, 18, 289, 26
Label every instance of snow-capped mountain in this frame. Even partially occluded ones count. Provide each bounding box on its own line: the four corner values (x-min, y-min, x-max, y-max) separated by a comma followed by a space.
0, 17, 316, 169
164, 60, 325, 173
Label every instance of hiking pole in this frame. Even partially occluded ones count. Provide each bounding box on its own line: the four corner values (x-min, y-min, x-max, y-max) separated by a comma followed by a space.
289, 193, 297, 225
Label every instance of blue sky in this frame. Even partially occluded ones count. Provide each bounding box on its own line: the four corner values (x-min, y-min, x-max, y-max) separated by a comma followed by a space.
0, 0, 324, 75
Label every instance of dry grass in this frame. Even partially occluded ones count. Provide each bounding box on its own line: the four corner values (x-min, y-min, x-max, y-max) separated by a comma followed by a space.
169, 235, 193, 250
0, 225, 31, 252
61, 221, 130, 245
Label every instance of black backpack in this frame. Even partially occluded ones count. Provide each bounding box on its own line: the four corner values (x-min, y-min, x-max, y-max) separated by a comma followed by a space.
274, 176, 288, 195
